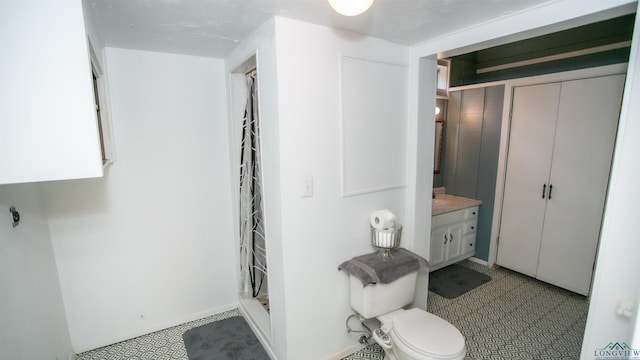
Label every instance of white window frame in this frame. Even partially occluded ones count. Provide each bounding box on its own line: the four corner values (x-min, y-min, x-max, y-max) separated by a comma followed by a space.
88, 37, 115, 166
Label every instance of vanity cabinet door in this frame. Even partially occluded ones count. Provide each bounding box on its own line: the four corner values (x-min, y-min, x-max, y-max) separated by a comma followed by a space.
446, 223, 464, 260
430, 226, 449, 267
430, 220, 466, 269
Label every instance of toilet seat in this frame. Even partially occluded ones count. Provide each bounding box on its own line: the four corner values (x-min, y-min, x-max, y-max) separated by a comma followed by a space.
391, 308, 465, 359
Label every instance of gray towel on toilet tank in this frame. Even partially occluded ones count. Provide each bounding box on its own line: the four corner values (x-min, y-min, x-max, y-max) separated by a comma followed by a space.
338, 248, 429, 286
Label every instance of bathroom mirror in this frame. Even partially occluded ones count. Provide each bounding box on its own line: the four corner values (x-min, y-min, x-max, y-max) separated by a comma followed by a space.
434, 120, 443, 174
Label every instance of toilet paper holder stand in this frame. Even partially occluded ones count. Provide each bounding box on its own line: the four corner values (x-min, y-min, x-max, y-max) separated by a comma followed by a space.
371, 224, 402, 260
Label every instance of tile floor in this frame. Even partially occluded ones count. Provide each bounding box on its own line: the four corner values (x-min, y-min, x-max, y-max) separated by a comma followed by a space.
344, 260, 589, 360
75, 309, 240, 360
76, 261, 589, 360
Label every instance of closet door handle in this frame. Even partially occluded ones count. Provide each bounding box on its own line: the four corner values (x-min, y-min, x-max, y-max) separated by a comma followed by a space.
542, 184, 546, 199
548, 184, 553, 200
443, 234, 448, 244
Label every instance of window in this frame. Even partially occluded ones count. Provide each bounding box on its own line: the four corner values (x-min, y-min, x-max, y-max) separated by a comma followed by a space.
91, 67, 107, 165
88, 38, 114, 166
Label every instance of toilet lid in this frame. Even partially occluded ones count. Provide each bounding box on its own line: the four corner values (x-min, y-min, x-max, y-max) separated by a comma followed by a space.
392, 308, 465, 358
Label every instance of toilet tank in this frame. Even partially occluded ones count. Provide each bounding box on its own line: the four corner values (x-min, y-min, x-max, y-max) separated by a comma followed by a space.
349, 272, 417, 319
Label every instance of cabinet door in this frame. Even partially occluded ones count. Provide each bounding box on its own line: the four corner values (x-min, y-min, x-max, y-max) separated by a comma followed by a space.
0, 1, 103, 184
430, 226, 448, 267
446, 223, 464, 260
536, 74, 625, 295
497, 83, 561, 277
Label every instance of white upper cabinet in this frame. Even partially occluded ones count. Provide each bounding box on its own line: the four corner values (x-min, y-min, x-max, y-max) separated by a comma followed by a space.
0, 0, 103, 184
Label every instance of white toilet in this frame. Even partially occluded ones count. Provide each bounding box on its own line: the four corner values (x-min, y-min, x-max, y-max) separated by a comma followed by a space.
349, 271, 465, 360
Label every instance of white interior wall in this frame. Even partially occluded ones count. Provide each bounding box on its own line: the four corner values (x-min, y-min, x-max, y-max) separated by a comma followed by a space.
582, 3, 640, 355
227, 17, 413, 360
272, 18, 410, 359
41, 47, 237, 353
406, 55, 438, 310
0, 183, 73, 360
340, 56, 408, 196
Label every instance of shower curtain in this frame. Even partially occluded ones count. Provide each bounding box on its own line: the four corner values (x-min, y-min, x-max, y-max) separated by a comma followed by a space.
239, 69, 267, 299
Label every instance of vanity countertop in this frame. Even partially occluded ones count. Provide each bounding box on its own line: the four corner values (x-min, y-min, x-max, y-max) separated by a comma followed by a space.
432, 194, 482, 216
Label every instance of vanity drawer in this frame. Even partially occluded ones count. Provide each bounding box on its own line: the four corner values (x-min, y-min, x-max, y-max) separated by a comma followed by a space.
464, 206, 479, 220
432, 209, 465, 228
463, 233, 476, 255
463, 220, 477, 234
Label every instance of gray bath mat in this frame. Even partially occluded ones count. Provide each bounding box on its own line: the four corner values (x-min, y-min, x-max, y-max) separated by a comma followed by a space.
182, 316, 269, 360
429, 264, 491, 299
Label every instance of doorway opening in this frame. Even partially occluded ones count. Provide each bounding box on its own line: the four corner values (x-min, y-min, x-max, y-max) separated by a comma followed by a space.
239, 68, 269, 313
232, 55, 271, 341
421, 9, 635, 359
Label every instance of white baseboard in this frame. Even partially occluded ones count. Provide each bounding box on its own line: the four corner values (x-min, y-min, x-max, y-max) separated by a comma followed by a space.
322, 344, 363, 360
468, 257, 489, 267
73, 303, 239, 354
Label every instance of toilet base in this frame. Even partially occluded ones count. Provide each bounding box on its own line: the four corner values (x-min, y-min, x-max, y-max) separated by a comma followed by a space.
372, 308, 465, 360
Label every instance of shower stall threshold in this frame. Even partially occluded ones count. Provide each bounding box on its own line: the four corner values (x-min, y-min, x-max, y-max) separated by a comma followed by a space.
256, 294, 270, 313
240, 297, 271, 340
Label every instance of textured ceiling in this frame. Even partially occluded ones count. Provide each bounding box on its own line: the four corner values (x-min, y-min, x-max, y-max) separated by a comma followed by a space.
84, 0, 557, 58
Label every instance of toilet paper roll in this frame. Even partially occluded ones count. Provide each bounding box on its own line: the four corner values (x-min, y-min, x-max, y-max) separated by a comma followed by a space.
370, 209, 396, 229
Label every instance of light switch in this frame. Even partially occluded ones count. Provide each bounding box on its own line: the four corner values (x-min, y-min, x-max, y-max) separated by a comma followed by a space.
302, 176, 313, 198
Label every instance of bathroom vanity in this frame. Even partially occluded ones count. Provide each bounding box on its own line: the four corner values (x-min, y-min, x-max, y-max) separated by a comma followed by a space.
430, 194, 481, 271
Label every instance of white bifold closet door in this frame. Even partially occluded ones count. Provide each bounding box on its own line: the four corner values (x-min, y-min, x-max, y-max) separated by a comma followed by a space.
497, 74, 625, 295
498, 82, 560, 278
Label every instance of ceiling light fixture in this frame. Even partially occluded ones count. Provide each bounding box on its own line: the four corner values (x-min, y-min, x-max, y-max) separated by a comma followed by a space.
328, 0, 375, 16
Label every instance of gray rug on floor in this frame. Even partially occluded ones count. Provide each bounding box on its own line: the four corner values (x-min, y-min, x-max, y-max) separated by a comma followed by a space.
429, 264, 491, 299
182, 316, 269, 360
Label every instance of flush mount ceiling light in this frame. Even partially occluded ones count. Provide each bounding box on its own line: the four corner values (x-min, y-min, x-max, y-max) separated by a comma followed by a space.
328, 0, 375, 16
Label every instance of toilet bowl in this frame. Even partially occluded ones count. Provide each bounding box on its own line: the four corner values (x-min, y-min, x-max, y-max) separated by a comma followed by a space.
373, 308, 465, 360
